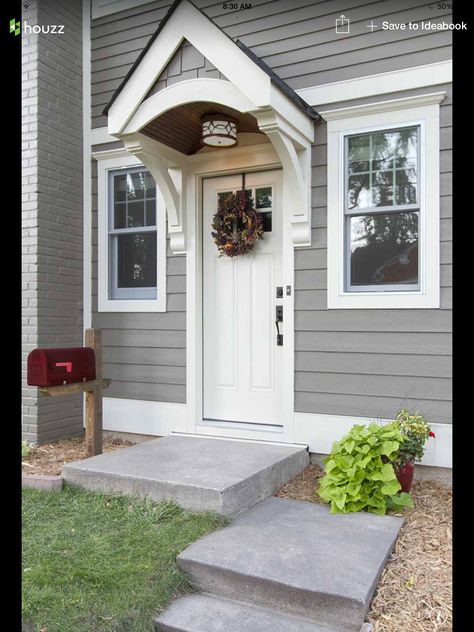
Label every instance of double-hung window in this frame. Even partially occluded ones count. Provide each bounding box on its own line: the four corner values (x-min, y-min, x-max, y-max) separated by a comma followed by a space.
96, 153, 167, 312
345, 126, 420, 292
326, 95, 443, 309
109, 167, 157, 300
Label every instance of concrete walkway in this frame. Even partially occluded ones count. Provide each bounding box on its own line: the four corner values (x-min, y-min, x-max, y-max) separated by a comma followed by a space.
62, 435, 404, 631
157, 497, 404, 632
62, 435, 309, 516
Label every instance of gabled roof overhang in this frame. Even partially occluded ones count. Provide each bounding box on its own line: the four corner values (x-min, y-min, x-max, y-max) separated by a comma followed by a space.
103, 0, 319, 252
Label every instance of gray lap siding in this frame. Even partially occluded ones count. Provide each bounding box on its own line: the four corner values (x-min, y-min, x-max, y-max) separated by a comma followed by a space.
294, 85, 452, 424
90, 0, 452, 128
90, 0, 452, 423
90, 159, 186, 403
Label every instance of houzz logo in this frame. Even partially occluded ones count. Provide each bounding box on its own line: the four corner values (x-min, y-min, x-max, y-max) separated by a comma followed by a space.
10, 18, 20, 36
9, 18, 65, 36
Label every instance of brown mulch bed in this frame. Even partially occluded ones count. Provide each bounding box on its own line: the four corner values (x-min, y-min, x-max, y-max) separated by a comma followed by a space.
276, 464, 452, 632
22, 435, 135, 476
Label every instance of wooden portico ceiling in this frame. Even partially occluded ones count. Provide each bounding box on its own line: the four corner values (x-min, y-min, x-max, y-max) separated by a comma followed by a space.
141, 101, 262, 156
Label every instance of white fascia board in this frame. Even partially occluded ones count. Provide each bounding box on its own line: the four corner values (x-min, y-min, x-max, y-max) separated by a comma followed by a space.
108, 0, 271, 135
296, 60, 452, 107
320, 91, 447, 121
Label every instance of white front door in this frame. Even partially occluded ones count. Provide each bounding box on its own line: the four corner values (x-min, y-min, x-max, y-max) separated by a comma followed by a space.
203, 170, 283, 426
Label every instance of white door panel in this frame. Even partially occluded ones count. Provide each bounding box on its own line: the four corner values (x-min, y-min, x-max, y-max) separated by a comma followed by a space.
203, 170, 283, 425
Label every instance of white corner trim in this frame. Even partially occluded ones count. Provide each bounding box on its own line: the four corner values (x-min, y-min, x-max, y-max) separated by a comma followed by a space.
319, 91, 447, 121
83, 0, 92, 332
294, 412, 452, 468
95, 152, 167, 313
326, 100, 441, 310
296, 60, 452, 107
103, 398, 186, 435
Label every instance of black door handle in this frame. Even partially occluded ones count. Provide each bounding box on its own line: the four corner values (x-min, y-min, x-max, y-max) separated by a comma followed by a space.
275, 306, 283, 346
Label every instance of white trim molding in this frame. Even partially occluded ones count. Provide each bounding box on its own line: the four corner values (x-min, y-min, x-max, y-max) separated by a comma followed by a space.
103, 398, 186, 435
294, 412, 452, 468
91, 125, 117, 147
94, 149, 167, 312
100, 397, 451, 468
297, 60, 452, 108
83, 0, 92, 332
326, 93, 445, 309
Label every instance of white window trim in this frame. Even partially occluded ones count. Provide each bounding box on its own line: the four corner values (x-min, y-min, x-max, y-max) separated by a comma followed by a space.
325, 93, 444, 309
95, 150, 167, 312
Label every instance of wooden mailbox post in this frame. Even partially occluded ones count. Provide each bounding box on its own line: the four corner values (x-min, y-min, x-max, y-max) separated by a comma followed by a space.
38, 329, 110, 458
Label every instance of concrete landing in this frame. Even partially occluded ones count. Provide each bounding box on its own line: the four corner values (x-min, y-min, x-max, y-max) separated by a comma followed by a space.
62, 436, 309, 516
155, 593, 338, 632
177, 497, 404, 631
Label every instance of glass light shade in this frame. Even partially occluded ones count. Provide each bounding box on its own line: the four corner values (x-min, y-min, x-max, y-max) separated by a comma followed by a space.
202, 116, 237, 147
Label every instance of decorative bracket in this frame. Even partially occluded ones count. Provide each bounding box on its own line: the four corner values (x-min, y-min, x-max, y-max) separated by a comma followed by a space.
254, 110, 312, 247
122, 134, 187, 254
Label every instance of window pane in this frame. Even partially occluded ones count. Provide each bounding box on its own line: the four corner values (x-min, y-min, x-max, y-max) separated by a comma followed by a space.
348, 174, 370, 208
395, 170, 417, 205
146, 200, 156, 226
114, 174, 127, 202
126, 172, 146, 200
145, 172, 156, 199
259, 211, 272, 232
256, 187, 272, 208
217, 191, 233, 205
117, 232, 157, 288
114, 202, 126, 229
127, 201, 145, 228
348, 135, 370, 162
347, 126, 418, 209
349, 212, 418, 286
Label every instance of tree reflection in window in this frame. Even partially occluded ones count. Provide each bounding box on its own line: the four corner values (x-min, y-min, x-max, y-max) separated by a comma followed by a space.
345, 126, 420, 290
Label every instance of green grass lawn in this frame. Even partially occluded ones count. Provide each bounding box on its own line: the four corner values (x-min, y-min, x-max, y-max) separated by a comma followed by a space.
22, 486, 227, 632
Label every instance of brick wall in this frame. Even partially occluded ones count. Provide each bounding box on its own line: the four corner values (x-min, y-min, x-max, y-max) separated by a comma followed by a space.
21, 0, 83, 443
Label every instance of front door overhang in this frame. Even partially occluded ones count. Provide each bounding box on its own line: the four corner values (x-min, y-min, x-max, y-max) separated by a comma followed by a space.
103, 0, 320, 252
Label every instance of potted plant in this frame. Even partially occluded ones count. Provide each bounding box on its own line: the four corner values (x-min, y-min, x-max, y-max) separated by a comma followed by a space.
392, 409, 435, 492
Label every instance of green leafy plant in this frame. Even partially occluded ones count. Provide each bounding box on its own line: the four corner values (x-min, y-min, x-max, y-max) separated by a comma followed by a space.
395, 409, 435, 466
22, 440, 31, 457
318, 422, 414, 515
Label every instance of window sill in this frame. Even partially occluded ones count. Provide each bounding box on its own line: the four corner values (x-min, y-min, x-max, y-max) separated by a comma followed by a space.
327, 290, 440, 310
98, 297, 167, 313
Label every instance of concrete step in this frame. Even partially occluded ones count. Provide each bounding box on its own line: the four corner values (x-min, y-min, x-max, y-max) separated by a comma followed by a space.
178, 497, 403, 632
155, 593, 340, 632
62, 435, 309, 516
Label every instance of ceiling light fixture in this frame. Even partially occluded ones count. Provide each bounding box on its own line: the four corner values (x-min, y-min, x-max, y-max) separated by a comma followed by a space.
201, 114, 237, 147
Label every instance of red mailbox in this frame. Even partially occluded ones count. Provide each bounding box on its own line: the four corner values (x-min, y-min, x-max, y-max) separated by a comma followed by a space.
27, 347, 96, 387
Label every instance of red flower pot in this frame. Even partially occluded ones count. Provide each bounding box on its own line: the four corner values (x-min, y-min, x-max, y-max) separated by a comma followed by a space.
396, 461, 415, 493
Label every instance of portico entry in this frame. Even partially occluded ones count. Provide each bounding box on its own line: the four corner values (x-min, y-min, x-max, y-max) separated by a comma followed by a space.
102, 0, 318, 442
203, 170, 283, 427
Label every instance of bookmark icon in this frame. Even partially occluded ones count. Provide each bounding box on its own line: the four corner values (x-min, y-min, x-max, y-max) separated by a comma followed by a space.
335, 15, 350, 34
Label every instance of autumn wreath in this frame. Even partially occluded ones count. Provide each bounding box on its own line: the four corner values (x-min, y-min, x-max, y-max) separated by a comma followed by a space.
211, 189, 264, 257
